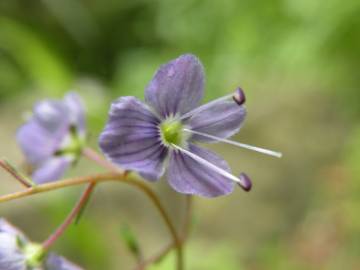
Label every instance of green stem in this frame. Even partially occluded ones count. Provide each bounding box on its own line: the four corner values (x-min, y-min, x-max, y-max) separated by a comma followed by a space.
182, 195, 193, 240
136, 195, 192, 269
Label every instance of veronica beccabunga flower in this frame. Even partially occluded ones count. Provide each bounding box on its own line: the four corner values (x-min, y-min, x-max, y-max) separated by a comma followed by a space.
99, 54, 281, 197
16, 93, 86, 184
0, 218, 82, 270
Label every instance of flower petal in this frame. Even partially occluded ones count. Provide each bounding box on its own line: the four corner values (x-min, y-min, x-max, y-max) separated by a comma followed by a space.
32, 157, 72, 184
46, 253, 83, 270
17, 96, 75, 166
145, 54, 204, 118
0, 234, 25, 270
0, 219, 28, 244
186, 99, 246, 142
32, 100, 69, 134
167, 144, 234, 197
63, 92, 86, 135
16, 121, 65, 166
99, 97, 167, 181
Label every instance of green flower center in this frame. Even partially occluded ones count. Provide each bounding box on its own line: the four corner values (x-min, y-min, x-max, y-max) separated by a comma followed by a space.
55, 126, 86, 158
24, 242, 45, 268
160, 120, 184, 146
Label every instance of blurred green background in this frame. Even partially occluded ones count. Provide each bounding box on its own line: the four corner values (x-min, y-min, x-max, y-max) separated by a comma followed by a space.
1, 0, 360, 269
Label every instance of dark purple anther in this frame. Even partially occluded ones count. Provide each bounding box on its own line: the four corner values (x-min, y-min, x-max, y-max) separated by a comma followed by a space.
232, 87, 246, 106
238, 172, 252, 192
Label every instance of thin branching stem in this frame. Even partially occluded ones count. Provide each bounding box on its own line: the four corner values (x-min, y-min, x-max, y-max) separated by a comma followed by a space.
41, 147, 109, 250
82, 147, 184, 269
82, 147, 122, 173
182, 195, 193, 240
0, 159, 32, 188
0, 172, 183, 270
42, 182, 96, 250
136, 195, 193, 269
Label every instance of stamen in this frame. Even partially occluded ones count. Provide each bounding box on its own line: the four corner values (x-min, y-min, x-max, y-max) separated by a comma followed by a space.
178, 93, 235, 121
183, 129, 282, 158
170, 144, 250, 189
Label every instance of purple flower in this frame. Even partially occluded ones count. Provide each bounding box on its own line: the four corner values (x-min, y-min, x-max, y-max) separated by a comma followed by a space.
0, 218, 82, 270
99, 54, 281, 197
16, 93, 86, 184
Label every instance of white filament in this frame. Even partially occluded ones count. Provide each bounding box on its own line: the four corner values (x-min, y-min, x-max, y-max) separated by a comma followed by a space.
178, 94, 234, 121
184, 129, 282, 158
171, 143, 248, 187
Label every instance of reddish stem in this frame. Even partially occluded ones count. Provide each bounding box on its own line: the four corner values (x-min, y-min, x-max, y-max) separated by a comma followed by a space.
82, 147, 122, 173
0, 159, 32, 188
42, 147, 114, 248
42, 182, 96, 250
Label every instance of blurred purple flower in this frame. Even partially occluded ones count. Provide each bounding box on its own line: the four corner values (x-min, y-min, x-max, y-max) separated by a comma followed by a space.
16, 93, 86, 184
0, 218, 82, 270
99, 54, 255, 197
45, 254, 83, 270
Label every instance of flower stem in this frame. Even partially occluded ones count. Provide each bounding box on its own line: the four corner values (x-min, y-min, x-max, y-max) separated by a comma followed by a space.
82, 147, 184, 269
182, 195, 193, 240
73, 146, 118, 224
0, 172, 183, 270
136, 195, 193, 269
42, 182, 96, 250
82, 147, 122, 172
0, 159, 33, 188
0, 173, 113, 202
41, 148, 106, 249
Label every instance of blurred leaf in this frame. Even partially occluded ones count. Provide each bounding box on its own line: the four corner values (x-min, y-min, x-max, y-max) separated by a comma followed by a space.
0, 17, 72, 94
120, 223, 142, 261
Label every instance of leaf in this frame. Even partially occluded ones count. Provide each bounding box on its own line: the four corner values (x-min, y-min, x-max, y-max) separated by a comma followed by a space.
119, 224, 142, 261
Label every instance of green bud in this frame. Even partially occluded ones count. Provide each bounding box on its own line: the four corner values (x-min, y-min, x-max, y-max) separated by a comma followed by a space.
23, 242, 46, 268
